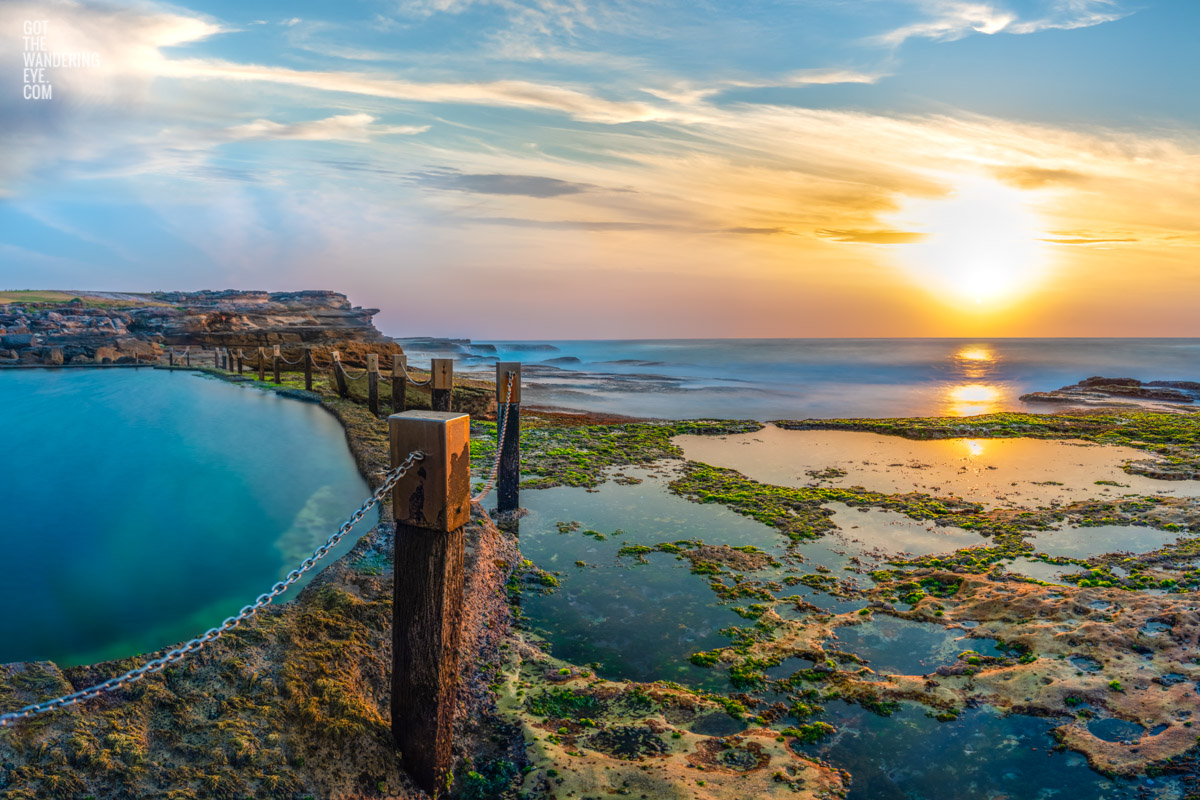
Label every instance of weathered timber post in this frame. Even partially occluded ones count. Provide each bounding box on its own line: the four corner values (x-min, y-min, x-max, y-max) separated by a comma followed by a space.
367, 354, 380, 416
224, 348, 232, 370
257, 347, 266, 382
392, 353, 408, 415
237, 349, 244, 375
185, 348, 191, 367
389, 410, 470, 794
431, 358, 453, 412
273, 345, 282, 384
495, 362, 522, 513
168, 351, 175, 367
332, 350, 349, 398
304, 348, 313, 392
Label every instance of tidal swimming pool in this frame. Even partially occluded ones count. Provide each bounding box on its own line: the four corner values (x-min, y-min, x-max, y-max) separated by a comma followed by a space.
0, 369, 374, 666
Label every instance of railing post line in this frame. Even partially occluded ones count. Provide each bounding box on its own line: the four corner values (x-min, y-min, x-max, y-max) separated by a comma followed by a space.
304, 347, 313, 391
496, 362, 522, 513
431, 358, 453, 412
332, 350, 349, 398
389, 410, 470, 794
367, 353, 380, 416
273, 344, 282, 384
392, 352, 408, 415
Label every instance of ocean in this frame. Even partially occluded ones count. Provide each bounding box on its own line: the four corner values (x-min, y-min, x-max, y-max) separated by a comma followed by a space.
408, 338, 1200, 420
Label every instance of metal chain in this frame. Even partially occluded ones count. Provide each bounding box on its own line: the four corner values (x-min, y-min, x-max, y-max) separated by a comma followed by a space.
472, 371, 514, 503
0, 450, 424, 729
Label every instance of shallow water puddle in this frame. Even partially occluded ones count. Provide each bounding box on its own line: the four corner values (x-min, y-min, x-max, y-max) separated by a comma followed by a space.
517, 468, 789, 687
830, 616, 1002, 675
828, 502, 985, 556
799, 701, 1177, 799
675, 425, 1200, 509
1029, 524, 1185, 559
1089, 717, 1147, 743
1002, 557, 1079, 586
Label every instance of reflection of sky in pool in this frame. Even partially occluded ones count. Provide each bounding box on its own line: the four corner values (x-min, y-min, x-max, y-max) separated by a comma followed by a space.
1030, 524, 1185, 559
831, 616, 1002, 675
517, 467, 787, 688
676, 425, 1200, 509
800, 701, 1175, 799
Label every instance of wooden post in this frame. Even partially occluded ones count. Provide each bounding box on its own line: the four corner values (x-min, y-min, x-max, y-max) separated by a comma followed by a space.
169, 351, 175, 367
495, 362, 522, 513
185, 348, 191, 367
224, 348, 231, 370
332, 351, 349, 398
237, 349, 244, 375
391, 353, 408, 415
431, 358, 453, 412
304, 348, 313, 391
367, 354, 380, 416
389, 410, 471, 794
273, 344, 282, 384
257, 347, 266, 381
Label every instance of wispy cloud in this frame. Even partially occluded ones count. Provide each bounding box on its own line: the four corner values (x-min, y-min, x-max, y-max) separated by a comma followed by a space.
223, 114, 428, 142
818, 228, 928, 244
877, 0, 1129, 46
410, 169, 603, 197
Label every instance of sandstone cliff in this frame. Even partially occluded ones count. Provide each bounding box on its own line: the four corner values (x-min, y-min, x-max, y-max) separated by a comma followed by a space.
0, 290, 386, 365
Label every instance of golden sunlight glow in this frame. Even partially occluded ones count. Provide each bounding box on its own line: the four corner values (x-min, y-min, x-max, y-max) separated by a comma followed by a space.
884, 176, 1052, 307
946, 383, 1001, 417
963, 439, 985, 458
957, 347, 992, 362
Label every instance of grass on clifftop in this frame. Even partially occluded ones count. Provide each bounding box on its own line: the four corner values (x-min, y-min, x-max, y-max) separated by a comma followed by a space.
0, 291, 169, 309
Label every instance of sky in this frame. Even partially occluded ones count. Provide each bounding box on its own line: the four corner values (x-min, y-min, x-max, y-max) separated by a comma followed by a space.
2, 0, 1199, 338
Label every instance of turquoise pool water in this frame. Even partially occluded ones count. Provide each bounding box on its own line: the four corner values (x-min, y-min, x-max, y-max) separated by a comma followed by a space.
0, 368, 374, 667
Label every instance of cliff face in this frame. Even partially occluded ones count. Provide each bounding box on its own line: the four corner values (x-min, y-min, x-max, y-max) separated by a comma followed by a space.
0, 291, 385, 365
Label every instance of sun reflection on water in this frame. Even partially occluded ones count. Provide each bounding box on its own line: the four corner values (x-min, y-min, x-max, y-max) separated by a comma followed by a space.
946, 383, 1002, 416
944, 346, 1004, 416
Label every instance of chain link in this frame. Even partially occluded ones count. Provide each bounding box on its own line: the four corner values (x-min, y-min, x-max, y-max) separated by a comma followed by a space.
0, 450, 424, 729
472, 371, 514, 503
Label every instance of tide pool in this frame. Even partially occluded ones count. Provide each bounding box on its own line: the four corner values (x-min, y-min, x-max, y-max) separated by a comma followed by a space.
0, 369, 374, 666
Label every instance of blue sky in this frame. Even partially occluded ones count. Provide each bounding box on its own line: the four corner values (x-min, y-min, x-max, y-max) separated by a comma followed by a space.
2, 0, 1198, 337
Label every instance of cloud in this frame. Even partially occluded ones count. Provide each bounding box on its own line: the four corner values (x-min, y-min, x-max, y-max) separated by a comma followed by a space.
410, 169, 601, 197
159, 58, 676, 124
877, 0, 1128, 46
993, 165, 1089, 188
1042, 236, 1138, 245
818, 228, 929, 244
467, 217, 678, 231
724, 227, 791, 235
643, 70, 886, 105
223, 114, 429, 142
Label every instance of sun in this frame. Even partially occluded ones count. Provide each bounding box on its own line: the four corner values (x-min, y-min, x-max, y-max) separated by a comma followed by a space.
882, 176, 1052, 307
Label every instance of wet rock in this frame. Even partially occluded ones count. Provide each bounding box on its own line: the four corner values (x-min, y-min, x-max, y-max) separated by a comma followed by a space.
585, 725, 668, 760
